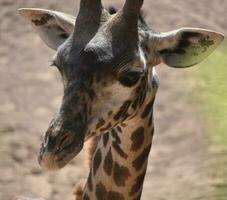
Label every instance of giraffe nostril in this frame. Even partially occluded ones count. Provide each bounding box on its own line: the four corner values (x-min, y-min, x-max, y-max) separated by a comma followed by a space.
59, 134, 72, 150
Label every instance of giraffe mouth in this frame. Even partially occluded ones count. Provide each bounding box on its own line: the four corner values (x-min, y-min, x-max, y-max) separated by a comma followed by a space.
38, 140, 83, 170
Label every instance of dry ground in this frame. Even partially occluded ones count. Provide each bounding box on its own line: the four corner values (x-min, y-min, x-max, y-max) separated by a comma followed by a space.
0, 0, 226, 200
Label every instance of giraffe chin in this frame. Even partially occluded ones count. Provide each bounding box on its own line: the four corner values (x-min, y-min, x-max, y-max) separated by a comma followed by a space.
38, 142, 83, 171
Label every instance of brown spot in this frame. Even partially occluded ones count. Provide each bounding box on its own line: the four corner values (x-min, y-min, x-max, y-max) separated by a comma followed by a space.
100, 122, 112, 132
114, 101, 131, 121
93, 149, 102, 176
104, 148, 113, 176
96, 118, 105, 129
121, 123, 127, 127
111, 129, 121, 143
111, 129, 127, 159
116, 126, 122, 133
96, 182, 107, 200
132, 146, 151, 171
129, 170, 146, 196
73, 179, 85, 200
103, 133, 109, 147
32, 14, 52, 26
113, 162, 131, 186
108, 191, 125, 200
132, 97, 139, 110
141, 100, 154, 118
112, 142, 128, 159
131, 127, 145, 151
139, 91, 146, 107
111, 134, 128, 159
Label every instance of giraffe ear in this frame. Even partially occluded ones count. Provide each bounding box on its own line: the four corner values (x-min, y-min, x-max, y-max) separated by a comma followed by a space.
18, 8, 75, 51
156, 28, 224, 68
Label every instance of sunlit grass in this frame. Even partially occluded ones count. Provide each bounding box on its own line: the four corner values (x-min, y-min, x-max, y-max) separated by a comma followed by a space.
189, 42, 227, 152
188, 42, 227, 200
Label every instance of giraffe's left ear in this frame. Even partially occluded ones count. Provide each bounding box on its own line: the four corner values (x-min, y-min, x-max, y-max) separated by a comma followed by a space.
18, 8, 75, 51
155, 28, 224, 68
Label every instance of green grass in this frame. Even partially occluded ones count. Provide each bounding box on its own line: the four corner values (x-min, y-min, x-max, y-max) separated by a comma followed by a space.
189, 42, 227, 152
188, 42, 227, 200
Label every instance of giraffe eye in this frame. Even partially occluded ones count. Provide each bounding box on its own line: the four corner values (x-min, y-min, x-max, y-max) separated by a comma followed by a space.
119, 71, 142, 87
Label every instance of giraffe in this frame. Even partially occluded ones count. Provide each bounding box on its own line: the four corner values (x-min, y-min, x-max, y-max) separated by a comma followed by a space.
18, 0, 224, 199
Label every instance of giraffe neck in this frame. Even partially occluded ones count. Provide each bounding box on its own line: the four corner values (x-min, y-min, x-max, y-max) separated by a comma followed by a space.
82, 80, 156, 200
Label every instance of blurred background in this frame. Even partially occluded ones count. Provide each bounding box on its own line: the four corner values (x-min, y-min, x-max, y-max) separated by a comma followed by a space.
0, 0, 227, 200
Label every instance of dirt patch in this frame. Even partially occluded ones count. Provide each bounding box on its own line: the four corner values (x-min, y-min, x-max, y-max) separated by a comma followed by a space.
0, 1, 226, 200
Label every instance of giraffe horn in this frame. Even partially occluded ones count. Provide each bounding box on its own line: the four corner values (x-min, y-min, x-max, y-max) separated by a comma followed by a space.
104, 0, 143, 51
123, 0, 144, 16
78, 0, 102, 17
74, 0, 103, 32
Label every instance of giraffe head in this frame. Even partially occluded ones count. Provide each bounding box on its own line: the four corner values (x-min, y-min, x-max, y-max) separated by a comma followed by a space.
19, 0, 223, 170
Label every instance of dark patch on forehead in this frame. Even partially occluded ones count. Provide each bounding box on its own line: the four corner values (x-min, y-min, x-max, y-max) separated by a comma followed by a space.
129, 170, 146, 196
131, 127, 145, 151
132, 145, 151, 171
103, 133, 109, 147
141, 99, 154, 118
32, 14, 53, 26
108, 191, 125, 200
113, 162, 131, 186
93, 149, 102, 176
103, 147, 113, 176
114, 101, 131, 121
96, 182, 107, 200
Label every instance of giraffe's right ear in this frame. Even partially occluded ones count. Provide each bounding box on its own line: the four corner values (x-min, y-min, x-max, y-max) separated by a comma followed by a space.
18, 8, 75, 51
